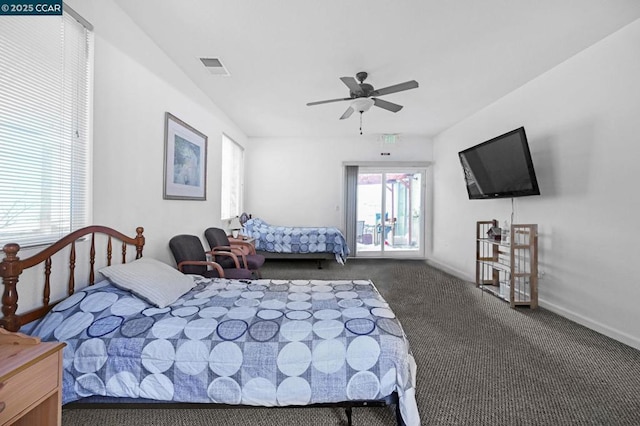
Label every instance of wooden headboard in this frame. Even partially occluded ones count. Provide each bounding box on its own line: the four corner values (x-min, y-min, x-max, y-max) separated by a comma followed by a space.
0, 225, 145, 332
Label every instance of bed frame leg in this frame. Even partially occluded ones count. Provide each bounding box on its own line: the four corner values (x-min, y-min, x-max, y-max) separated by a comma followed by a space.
395, 400, 405, 426
345, 406, 352, 426
316, 259, 323, 269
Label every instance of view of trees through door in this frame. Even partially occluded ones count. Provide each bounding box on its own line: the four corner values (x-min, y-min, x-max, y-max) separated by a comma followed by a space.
355, 168, 425, 257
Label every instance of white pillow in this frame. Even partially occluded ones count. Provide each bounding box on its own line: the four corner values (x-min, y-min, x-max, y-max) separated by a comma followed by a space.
99, 257, 196, 308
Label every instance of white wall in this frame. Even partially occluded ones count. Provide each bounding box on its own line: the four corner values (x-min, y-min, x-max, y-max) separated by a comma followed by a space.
67, 0, 247, 263
13, 0, 247, 316
431, 18, 640, 349
244, 135, 433, 227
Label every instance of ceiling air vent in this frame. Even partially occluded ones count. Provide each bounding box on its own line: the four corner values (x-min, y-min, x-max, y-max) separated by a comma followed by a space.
199, 57, 230, 76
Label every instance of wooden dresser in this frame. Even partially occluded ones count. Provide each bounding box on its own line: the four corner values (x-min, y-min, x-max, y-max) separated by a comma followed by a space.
0, 330, 65, 426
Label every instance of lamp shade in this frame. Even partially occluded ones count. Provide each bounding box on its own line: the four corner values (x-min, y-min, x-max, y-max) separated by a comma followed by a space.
352, 98, 374, 113
229, 216, 242, 230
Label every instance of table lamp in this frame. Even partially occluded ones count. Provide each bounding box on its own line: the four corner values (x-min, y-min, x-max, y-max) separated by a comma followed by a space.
229, 216, 242, 238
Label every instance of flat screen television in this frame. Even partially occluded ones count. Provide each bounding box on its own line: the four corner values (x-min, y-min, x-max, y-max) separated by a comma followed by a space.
458, 127, 540, 199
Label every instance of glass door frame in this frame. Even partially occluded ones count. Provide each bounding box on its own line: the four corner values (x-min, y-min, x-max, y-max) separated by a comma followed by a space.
354, 166, 427, 259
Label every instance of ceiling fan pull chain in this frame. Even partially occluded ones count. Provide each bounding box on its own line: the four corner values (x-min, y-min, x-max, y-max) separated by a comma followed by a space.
360, 112, 363, 135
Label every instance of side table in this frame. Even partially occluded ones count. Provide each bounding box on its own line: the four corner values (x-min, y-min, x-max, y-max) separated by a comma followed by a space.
0, 329, 65, 426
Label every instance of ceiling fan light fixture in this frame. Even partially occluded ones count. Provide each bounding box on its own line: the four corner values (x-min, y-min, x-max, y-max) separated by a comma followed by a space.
351, 98, 374, 113
306, 72, 419, 134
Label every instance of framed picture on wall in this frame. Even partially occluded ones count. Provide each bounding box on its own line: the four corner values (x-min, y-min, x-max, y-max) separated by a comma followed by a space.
163, 112, 208, 200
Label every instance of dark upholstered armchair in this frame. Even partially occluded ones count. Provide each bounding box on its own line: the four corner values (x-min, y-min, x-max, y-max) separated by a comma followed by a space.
204, 227, 265, 278
169, 234, 252, 280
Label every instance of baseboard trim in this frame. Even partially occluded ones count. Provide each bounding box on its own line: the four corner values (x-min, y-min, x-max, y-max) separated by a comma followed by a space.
426, 258, 640, 351
425, 259, 473, 282
537, 299, 640, 351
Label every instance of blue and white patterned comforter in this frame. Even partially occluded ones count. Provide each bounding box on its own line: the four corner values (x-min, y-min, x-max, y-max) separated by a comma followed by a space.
243, 218, 350, 264
27, 276, 419, 425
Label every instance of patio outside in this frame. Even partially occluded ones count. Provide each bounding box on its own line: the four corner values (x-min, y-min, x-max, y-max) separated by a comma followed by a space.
356, 171, 422, 255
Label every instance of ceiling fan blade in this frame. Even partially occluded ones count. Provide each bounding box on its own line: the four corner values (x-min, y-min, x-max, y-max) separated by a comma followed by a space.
340, 76, 363, 95
339, 106, 355, 120
370, 80, 419, 97
373, 97, 403, 113
307, 97, 351, 106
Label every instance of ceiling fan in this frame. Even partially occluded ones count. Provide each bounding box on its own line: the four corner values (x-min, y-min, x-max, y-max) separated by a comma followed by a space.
306, 71, 419, 120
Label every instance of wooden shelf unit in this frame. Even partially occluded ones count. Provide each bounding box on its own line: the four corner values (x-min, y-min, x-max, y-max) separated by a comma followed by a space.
476, 220, 538, 308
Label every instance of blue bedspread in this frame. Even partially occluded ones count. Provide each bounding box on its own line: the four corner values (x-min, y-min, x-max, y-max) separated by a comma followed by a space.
27, 276, 419, 425
242, 218, 350, 264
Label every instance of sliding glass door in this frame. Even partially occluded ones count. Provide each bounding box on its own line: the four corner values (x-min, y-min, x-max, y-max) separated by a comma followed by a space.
354, 168, 425, 257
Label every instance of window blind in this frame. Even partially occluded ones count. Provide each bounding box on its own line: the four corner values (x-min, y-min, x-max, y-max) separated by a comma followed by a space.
220, 134, 244, 220
0, 7, 93, 248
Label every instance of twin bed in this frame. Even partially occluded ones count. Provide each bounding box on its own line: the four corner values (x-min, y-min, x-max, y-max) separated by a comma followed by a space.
242, 217, 351, 267
0, 226, 419, 425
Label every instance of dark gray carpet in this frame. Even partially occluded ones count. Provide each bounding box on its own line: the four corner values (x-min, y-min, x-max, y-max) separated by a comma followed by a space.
63, 259, 640, 425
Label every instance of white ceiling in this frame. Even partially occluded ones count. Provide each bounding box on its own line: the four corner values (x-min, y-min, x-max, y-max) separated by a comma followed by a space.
114, 1, 640, 139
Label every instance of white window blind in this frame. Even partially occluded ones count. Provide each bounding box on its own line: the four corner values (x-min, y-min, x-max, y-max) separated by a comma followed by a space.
220, 134, 244, 220
0, 7, 93, 248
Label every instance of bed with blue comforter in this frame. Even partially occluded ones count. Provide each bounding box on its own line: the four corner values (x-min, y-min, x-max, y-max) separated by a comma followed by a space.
2, 226, 418, 425
26, 275, 419, 425
242, 217, 350, 264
